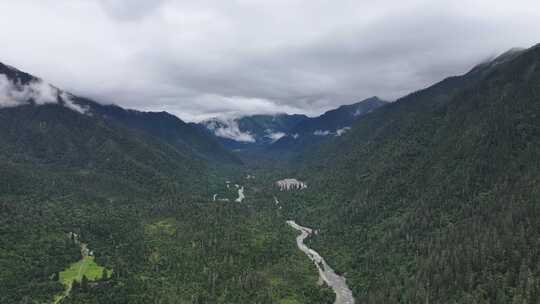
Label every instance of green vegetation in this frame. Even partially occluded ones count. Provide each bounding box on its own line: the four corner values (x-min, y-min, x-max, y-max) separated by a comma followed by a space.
0, 158, 332, 303
285, 45, 540, 303
59, 256, 111, 286
144, 218, 176, 236
54, 256, 111, 304
0, 101, 332, 303
3, 44, 540, 303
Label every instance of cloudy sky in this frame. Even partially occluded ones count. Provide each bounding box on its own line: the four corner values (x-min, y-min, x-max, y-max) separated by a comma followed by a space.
0, 0, 538, 121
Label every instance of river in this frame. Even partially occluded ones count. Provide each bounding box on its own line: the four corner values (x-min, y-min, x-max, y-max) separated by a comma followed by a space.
287, 220, 355, 304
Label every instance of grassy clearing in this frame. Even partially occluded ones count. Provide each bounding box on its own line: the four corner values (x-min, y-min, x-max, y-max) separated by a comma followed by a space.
59, 256, 110, 284
53, 256, 112, 303
144, 218, 176, 236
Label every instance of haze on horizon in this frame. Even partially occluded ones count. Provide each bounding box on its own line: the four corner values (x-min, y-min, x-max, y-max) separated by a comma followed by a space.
0, 0, 538, 122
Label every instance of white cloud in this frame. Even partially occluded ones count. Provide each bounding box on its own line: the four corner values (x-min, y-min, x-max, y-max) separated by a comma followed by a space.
0, 75, 56, 107
0, 75, 22, 107
61, 92, 89, 114
0, 75, 87, 113
314, 130, 332, 136
265, 130, 286, 142
354, 107, 368, 116
335, 127, 351, 136
204, 118, 255, 142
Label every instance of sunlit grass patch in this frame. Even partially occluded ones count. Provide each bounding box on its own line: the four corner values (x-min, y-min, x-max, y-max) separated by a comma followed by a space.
53, 256, 112, 303
59, 256, 110, 284
145, 218, 176, 236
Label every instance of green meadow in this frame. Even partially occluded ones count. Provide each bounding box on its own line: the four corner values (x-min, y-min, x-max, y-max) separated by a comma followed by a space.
53, 256, 112, 304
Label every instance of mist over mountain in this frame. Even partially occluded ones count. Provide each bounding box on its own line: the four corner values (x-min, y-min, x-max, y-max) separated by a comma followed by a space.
270, 96, 387, 153
0, 62, 239, 164
200, 113, 309, 147
199, 97, 387, 158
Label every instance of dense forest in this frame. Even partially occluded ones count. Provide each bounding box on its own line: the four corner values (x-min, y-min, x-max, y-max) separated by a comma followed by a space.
1, 182, 334, 303
280, 44, 540, 303
0, 85, 332, 303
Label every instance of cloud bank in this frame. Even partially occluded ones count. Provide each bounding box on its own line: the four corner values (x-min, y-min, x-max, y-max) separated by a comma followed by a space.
0, 1, 539, 121
265, 130, 286, 143
0, 74, 87, 113
204, 118, 256, 143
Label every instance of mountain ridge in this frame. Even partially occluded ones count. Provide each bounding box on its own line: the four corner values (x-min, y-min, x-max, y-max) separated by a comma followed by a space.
291, 44, 540, 303
199, 97, 388, 157
0, 62, 239, 164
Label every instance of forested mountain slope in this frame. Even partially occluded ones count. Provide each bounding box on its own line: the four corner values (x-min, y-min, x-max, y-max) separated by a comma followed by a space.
0, 63, 223, 302
0, 67, 207, 302
200, 113, 309, 152
270, 96, 387, 154
78, 99, 239, 164
0, 104, 206, 197
0, 62, 333, 304
292, 97, 386, 133
0, 60, 212, 197
287, 45, 540, 303
200, 98, 386, 159
0, 62, 238, 164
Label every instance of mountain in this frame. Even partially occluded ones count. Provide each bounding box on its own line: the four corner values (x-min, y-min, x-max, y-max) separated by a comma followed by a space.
0, 62, 239, 164
0, 62, 215, 198
200, 113, 309, 150
2, 59, 391, 304
270, 96, 387, 153
200, 97, 387, 156
288, 96, 387, 135
0, 62, 334, 304
291, 44, 540, 303
77, 99, 239, 164
0, 63, 209, 301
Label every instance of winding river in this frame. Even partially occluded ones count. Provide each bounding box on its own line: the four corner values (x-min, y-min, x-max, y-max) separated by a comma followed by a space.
287, 220, 355, 304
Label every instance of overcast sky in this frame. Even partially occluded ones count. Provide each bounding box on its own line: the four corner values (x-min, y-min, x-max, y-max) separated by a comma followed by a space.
0, 0, 538, 121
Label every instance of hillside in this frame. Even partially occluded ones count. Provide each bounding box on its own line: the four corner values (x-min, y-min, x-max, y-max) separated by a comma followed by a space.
270, 96, 387, 153
0, 62, 238, 164
78, 99, 240, 164
286, 44, 540, 303
0, 62, 332, 304
201, 113, 309, 150
0, 64, 211, 303
201, 97, 387, 158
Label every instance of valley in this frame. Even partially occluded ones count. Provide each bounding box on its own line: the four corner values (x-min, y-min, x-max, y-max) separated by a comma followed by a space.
1, 42, 540, 304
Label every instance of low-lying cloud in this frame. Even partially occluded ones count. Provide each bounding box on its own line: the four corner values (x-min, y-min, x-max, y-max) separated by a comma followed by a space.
265, 130, 286, 143
204, 118, 255, 143
314, 130, 332, 136
0, 74, 87, 113
335, 127, 351, 136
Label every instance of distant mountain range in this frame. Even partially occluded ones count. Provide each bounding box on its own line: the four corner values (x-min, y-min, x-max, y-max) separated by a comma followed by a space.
0, 62, 239, 165
199, 113, 309, 150
0, 61, 389, 163
270, 96, 387, 153
200, 96, 387, 154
